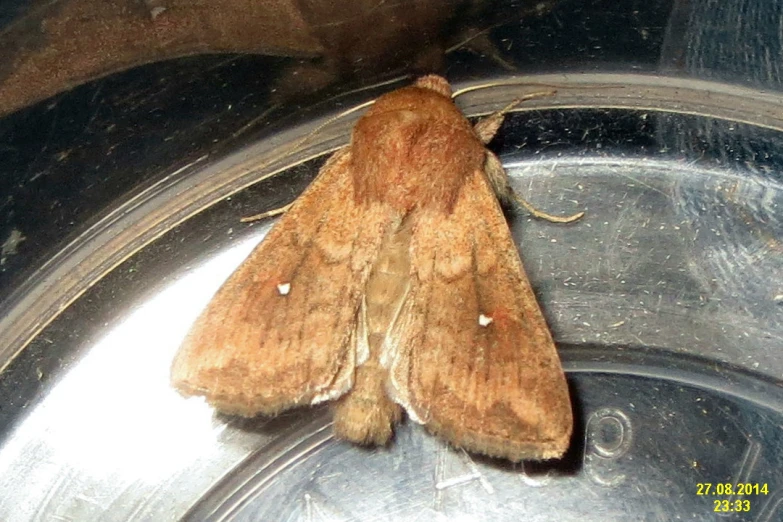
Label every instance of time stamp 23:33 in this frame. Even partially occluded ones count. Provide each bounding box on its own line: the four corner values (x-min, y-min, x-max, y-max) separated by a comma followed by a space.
697, 483, 769, 513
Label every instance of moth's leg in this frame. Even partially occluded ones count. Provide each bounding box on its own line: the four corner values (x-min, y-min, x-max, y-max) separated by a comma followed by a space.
473, 91, 555, 144
483, 150, 512, 200
473, 101, 516, 144
484, 151, 584, 224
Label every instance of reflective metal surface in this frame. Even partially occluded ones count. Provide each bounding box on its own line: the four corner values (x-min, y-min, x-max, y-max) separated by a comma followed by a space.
1, 0, 782, 520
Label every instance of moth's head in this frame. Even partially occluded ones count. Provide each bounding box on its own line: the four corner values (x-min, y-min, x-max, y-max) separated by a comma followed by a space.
413, 75, 452, 98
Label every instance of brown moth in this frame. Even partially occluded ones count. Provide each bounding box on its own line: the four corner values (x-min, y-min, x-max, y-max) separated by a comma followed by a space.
171, 75, 574, 461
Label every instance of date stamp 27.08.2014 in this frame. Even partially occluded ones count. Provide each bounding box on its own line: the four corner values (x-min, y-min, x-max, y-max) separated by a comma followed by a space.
697, 482, 769, 514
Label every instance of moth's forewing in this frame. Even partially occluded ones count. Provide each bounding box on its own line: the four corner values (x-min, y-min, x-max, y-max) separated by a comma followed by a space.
170, 149, 397, 416
389, 168, 573, 462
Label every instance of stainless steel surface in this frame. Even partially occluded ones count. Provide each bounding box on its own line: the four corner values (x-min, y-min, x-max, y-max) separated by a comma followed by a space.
1, 0, 782, 520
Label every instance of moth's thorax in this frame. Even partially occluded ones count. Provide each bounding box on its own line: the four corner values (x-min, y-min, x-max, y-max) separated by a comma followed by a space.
350, 86, 486, 213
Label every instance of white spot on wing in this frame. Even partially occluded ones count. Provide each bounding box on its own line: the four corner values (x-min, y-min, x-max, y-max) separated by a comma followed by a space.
277, 283, 291, 296
150, 6, 166, 19
478, 314, 493, 327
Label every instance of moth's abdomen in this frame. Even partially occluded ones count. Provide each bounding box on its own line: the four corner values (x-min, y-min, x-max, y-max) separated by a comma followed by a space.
332, 218, 413, 445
